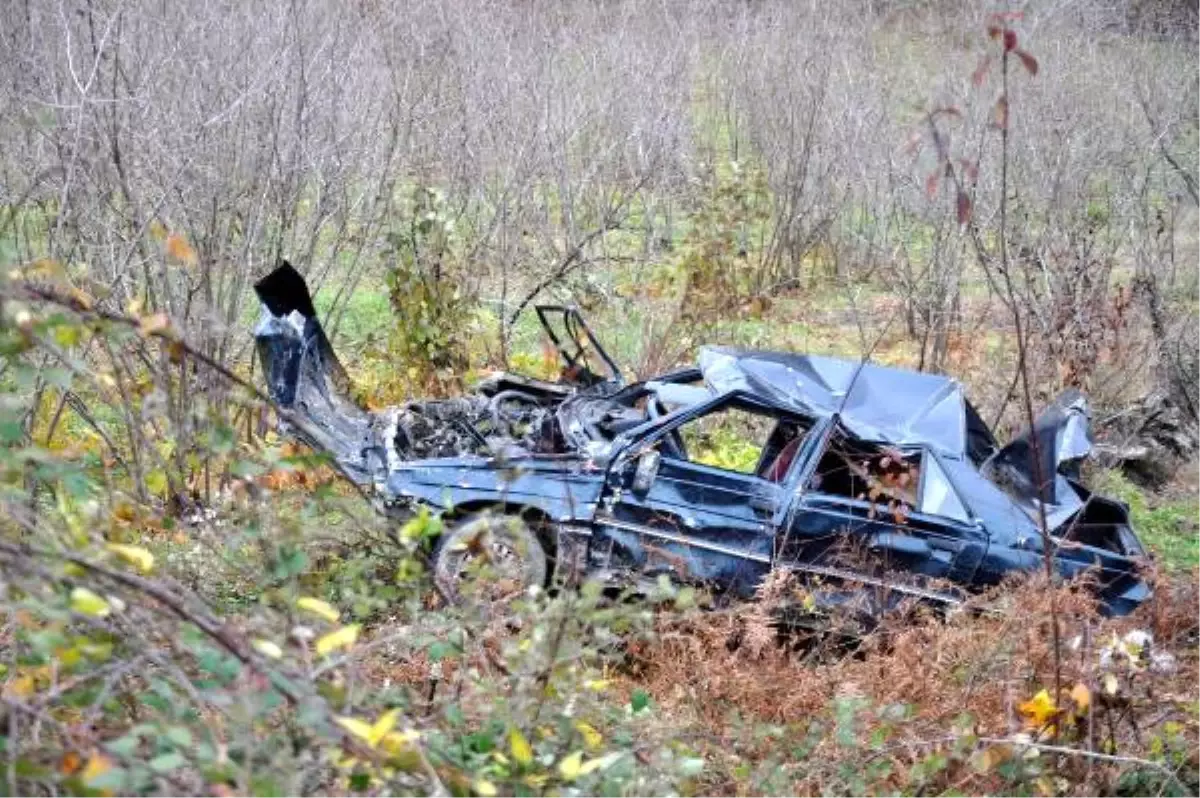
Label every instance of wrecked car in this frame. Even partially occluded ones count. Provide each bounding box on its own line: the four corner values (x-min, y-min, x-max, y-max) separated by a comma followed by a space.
252, 262, 1151, 616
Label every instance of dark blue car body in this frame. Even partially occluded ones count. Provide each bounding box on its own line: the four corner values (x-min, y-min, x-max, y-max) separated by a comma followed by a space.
253, 263, 1152, 616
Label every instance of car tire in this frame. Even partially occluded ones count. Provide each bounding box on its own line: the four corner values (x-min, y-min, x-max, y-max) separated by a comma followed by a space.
432, 513, 548, 605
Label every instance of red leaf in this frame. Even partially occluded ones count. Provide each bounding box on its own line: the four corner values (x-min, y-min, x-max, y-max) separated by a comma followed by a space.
1016, 49, 1039, 76
958, 158, 979, 182
925, 170, 941, 199
993, 95, 1009, 129
956, 190, 973, 226
987, 24, 1003, 40
972, 55, 993, 87
1003, 29, 1018, 52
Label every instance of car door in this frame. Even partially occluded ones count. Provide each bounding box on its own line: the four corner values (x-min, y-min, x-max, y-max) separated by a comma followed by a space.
776, 424, 988, 597
590, 394, 801, 597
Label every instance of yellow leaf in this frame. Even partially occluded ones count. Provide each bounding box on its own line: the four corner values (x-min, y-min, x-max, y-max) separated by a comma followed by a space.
253, 639, 283, 659
166, 232, 198, 267
315, 624, 360, 657
473, 779, 498, 797
138, 313, 171, 337
60, 751, 83, 775
69, 286, 94, 310
584, 679, 610, 692
509, 726, 533, 767
369, 709, 399, 745
28, 258, 66, 280
1070, 683, 1091, 713
81, 752, 113, 786
106, 543, 154, 574
558, 750, 583, 781
574, 721, 603, 750
335, 716, 376, 744
70, 588, 111, 618
144, 469, 168, 495
1018, 689, 1058, 729
297, 596, 340, 623
148, 220, 168, 242
379, 729, 421, 756
972, 744, 1013, 773
5, 673, 36, 698
57, 645, 82, 668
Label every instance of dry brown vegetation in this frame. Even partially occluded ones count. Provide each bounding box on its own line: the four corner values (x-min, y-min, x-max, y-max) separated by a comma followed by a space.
0, 0, 1197, 795
625, 575, 1199, 795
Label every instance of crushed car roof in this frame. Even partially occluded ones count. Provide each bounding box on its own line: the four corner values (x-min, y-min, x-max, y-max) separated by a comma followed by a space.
699, 346, 970, 457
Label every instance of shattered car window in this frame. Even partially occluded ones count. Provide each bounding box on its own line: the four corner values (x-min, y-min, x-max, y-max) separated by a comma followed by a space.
918, 453, 970, 523
673, 405, 809, 480
677, 406, 776, 474
809, 430, 922, 516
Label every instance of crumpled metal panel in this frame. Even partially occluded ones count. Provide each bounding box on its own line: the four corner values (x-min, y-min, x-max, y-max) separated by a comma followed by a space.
254, 304, 382, 485
699, 347, 968, 456
982, 388, 1094, 506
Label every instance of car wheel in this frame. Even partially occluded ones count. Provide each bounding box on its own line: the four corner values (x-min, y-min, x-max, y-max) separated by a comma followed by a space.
433, 513, 548, 606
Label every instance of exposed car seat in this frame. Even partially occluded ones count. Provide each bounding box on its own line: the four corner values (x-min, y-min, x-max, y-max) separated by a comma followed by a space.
763, 436, 801, 482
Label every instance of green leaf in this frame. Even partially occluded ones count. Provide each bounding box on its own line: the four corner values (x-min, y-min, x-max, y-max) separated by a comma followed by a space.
209, 424, 236, 455
631, 689, 650, 713
251, 775, 283, 797
230, 459, 266, 478
0, 418, 23, 444
148, 752, 186, 773
144, 469, 168, 494
140, 692, 171, 714
166, 727, 193, 748
105, 735, 140, 757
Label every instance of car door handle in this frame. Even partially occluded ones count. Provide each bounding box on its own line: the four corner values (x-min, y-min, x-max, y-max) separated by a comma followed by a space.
868, 531, 932, 556
749, 493, 778, 515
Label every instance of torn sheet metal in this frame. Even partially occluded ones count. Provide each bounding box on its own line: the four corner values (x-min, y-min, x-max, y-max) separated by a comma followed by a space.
699, 347, 973, 457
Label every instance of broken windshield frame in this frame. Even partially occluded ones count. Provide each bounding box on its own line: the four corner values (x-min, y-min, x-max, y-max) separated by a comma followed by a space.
535, 305, 624, 388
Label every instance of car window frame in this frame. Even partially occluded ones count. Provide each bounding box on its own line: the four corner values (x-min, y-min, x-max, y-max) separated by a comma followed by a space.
617, 390, 815, 482
792, 419, 980, 530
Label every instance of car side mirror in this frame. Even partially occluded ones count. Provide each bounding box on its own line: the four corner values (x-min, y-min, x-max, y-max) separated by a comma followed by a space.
631, 449, 661, 495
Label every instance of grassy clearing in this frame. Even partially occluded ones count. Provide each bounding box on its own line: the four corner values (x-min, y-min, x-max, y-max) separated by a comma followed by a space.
1094, 469, 1199, 572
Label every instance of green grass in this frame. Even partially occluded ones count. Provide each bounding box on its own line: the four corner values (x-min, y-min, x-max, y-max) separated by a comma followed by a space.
1094, 470, 1198, 571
